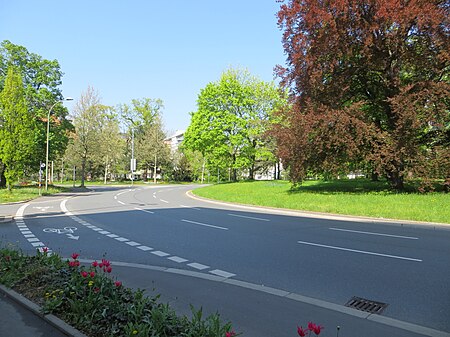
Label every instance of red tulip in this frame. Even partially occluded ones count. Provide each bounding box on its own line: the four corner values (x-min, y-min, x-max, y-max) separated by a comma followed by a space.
225, 331, 236, 337
81, 271, 88, 277
297, 326, 308, 337
92, 261, 98, 267
71, 253, 79, 260
89, 271, 95, 277
106, 266, 112, 273
114, 281, 122, 287
42, 247, 48, 253
308, 322, 316, 331
93, 287, 100, 293
312, 324, 324, 335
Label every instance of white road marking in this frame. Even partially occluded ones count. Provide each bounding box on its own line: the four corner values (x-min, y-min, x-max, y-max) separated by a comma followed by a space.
27, 238, 40, 242
118, 201, 125, 205
180, 205, 201, 210
209, 269, 236, 278
160, 199, 169, 203
329, 227, 419, 240
152, 251, 170, 257
24, 234, 35, 238
115, 237, 129, 242
168, 256, 188, 263
297, 240, 422, 262
91, 228, 103, 231
107, 234, 119, 238
31, 242, 45, 247
188, 262, 209, 270
137, 246, 153, 251
181, 219, 228, 231
114, 196, 117, 200
21, 231, 32, 234
125, 241, 141, 246
134, 207, 154, 214
99, 231, 110, 234
228, 213, 270, 222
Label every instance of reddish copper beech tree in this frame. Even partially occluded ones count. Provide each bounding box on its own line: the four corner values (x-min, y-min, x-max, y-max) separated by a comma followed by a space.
273, 0, 450, 189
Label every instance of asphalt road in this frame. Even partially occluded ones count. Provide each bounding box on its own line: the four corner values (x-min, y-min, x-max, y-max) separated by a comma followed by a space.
1, 184, 449, 335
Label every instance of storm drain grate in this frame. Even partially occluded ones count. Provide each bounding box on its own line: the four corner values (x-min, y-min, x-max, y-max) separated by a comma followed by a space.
345, 296, 388, 314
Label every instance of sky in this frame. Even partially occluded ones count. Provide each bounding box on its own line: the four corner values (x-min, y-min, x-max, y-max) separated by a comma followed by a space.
0, 1, 286, 134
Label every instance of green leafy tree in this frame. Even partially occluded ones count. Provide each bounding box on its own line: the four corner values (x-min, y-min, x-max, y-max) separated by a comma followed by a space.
0, 66, 37, 189
184, 68, 286, 181
119, 98, 169, 182
0, 40, 72, 185
66, 87, 113, 187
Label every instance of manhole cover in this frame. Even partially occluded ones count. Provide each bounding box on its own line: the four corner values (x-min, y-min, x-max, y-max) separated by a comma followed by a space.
345, 296, 388, 314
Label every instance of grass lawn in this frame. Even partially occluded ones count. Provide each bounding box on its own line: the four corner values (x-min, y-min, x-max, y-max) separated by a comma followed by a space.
193, 179, 450, 224
0, 185, 69, 204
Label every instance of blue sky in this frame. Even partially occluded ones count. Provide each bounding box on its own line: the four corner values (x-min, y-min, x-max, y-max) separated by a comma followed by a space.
0, 1, 286, 133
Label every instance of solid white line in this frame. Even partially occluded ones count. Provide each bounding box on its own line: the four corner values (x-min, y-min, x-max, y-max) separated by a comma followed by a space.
188, 262, 209, 270
228, 213, 270, 222
118, 201, 125, 205
160, 199, 169, 203
134, 207, 154, 214
209, 269, 236, 278
297, 240, 422, 262
329, 227, 419, 240
181, 219, 228, 231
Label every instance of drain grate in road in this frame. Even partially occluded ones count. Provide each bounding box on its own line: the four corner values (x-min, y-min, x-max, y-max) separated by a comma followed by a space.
345, 296, 388, 314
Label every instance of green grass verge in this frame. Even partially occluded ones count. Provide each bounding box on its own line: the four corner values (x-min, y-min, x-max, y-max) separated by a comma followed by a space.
0, 185, 70, 204
192, 180, 450, 224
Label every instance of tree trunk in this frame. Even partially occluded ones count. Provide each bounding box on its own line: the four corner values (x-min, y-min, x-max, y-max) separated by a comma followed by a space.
386, 169, 404, 190
0, 161, 6, 188
153, 154, 157, 184
81, 158, 86, 187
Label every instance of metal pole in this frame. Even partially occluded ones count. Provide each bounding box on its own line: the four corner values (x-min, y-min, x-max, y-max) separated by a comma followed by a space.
131, 127, 134, 186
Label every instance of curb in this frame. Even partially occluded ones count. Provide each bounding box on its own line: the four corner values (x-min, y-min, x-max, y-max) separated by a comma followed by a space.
0, 284, 88, 337
0, 215, 14, 223
186, 190, 450, 230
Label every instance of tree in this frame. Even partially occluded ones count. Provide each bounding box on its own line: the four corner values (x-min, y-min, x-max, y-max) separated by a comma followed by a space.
274, 0, 450, 189
184, 68, 286, 181
0, 40, 72, 186
0, 66, 37, 189
67, 87, 113, 187
119, 98, 168, 182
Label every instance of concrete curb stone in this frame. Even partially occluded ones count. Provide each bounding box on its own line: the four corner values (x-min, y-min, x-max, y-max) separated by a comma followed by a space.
0, 284, 88, 337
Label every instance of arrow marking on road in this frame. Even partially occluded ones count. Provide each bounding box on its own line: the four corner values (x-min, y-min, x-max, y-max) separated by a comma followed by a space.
66, 234, 79, 240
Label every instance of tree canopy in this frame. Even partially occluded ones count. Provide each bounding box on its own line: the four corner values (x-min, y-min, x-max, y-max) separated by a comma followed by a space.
183, 68, 286, 181
274, 0, 450, 189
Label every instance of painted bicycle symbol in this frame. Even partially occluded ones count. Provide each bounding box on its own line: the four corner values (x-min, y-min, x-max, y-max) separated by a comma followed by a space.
43, 227, 78, 234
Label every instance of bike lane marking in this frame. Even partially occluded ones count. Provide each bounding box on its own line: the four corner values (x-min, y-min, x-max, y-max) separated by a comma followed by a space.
15, 203, 49, 253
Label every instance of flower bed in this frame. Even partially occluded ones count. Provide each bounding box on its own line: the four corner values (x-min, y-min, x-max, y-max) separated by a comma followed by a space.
0, 246, 236, 337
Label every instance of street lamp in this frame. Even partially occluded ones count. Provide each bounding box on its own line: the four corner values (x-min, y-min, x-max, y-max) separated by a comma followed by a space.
45, 97, 73, 190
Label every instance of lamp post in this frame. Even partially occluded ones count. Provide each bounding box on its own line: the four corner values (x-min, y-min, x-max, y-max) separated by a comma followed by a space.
45, 97, 73, 190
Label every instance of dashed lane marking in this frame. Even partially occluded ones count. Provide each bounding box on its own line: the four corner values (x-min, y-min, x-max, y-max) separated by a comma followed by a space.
329, 227, 419, 240
228, 213, 270, 222
180, 205, 201, 210
188, 262, 209, 270
181, 219, 228, 231
209, 269, 236, 278
160, 199, 169, 203
297, 240, 422, 262
15, 203, 50, 253
134, 207, 154, 214
168, 256, 188, 263
59, 198, 237, 278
